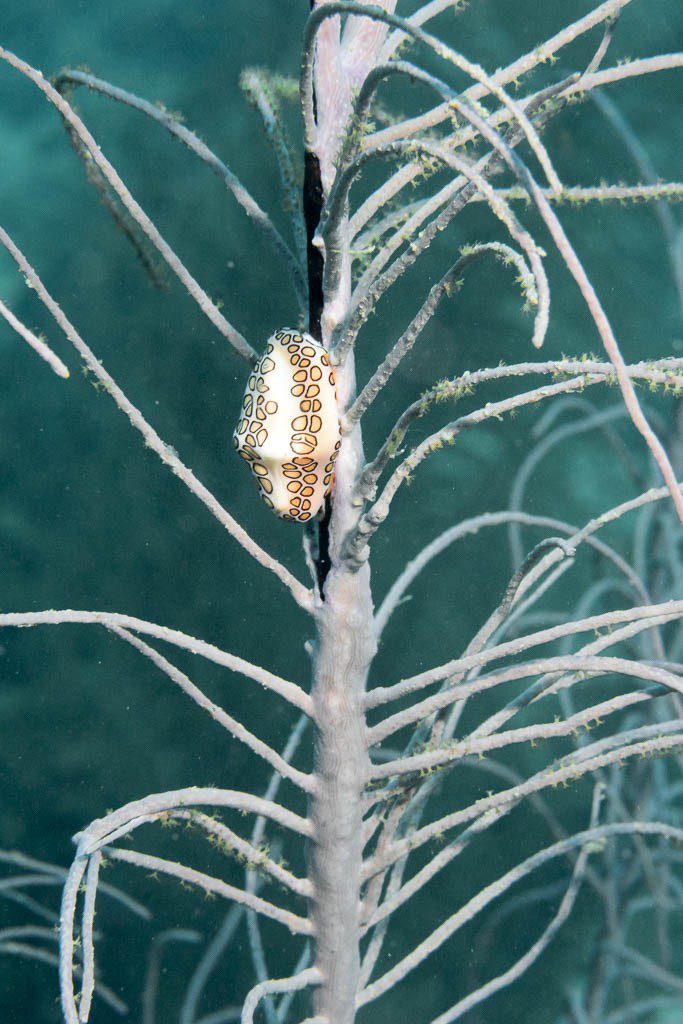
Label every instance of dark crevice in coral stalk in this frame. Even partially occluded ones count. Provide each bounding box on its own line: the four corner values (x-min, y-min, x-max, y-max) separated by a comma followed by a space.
303, 150, 325, 341
315, 500, 332, 595
303, 134, 331, 596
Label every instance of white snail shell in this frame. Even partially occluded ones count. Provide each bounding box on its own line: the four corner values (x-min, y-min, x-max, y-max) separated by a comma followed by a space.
233, 329, 341, 522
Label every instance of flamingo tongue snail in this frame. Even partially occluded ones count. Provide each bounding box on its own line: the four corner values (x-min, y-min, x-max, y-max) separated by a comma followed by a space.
233, 329, 341, 521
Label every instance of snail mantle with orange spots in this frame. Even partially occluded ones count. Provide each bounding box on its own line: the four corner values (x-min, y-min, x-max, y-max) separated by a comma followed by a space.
233, 329, 341, 522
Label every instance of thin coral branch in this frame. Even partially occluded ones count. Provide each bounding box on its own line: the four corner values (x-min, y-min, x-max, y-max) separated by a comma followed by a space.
302, 4, 562, 191
174, 811, 312, 898
421, 785, 603, 1024
0, 850, 149, 920
0, 888, 58, 924
361, 742, 587, 965
179, 716, 308, 1024
241, 968, 322, 1024
239, 68, 308, 274
491, 544, 662, 669
514, 187, 683, 521
366, 599, 683, 708
55, 68, 306, 309
375, 55, 683, 160
370, 536, 577, 797
106, 848, 312, 935
0, 48, 255, 363
373, 496, 667, 640
324, 136, 548, 361
366, 87, 683, 519
344, 242, 539, 429
142, 930, 201, 1024
575, 51, 683, 92
78, 851, 101, 1023
491, 183, 683, 205
380, 0, 469, 62
1, 874, 74, 897
246, 893, 279, 1024
511, 483, 683, 624
0, 874, 60, 895
0, 226, 313, 611
569, 718, 683, 771
358, 849, 405, 989
372, 538, 580, 815
180, 909, 243, 1024
603, 1000, 683, 1024
348, 377, 615, 564
609, 944, 683, 993
368, 652, 681, 753
195, 1009, 242, 1024
351, 197, 423, 258
111, 626, 314, 788
1, 853, 72, 880
356, 1, 638, 244
369, 0, 636, 148
59, 778, 314, 1020
276, 944, 313, 1023
349, 69, 574, 256
344, 60, 572, 329
344, 150, 532, 355
76, 788, 311, 855
357, 822, 683, 1007
356, 87, 602, 385
474, 126, 680, 520
584, 9, 621, 77
358, 358, 681, 506
60, 855, 88, 1024
349, 158, 432, 240
0, 941, 127, 1016
469, 615, 674, 741
0, 609, 313, 715
467, 880, 568, 983
0, 297, 70, 378
357, 800, 406, 966
244, 717, 310, 1024
367, 728, 683, 879
337, 59, 453, 174
507, 401, 638, 566
0, 926, 58, 944
31, 843, 202, 1020
592, 91, 683, 308
348, 53, 681, 341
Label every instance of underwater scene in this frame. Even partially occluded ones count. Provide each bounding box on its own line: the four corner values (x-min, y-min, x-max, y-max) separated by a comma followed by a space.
1, 2, 682, 1022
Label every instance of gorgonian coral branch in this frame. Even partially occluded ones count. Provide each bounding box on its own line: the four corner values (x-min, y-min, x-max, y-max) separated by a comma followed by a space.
0, 226, 314, 611
55, 68, 306, 310
0, 609, 313, 714
0, 47, 256, 364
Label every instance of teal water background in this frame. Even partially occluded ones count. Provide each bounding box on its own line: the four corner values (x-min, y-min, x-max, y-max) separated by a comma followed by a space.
1, 1, 681, 1021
